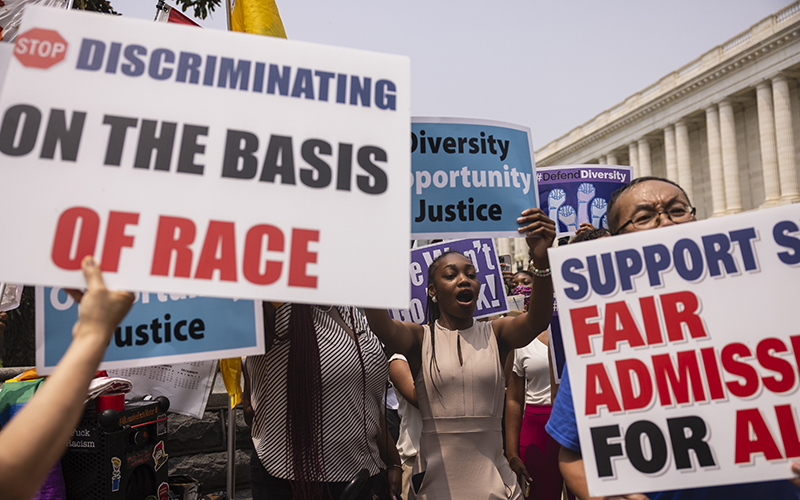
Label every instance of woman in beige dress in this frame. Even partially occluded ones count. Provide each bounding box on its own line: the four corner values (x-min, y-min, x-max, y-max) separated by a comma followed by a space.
366, 208, 555, 500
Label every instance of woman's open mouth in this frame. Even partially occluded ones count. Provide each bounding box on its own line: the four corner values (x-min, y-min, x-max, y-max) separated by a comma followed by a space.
456, 289, 475, 306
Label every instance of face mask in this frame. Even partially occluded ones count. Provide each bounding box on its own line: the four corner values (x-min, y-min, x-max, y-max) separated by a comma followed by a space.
512, 285, 532, 309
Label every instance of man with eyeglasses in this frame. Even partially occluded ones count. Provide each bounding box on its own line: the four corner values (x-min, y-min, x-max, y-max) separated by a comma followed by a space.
608, 180, 696, 235
545, 177, 800, 500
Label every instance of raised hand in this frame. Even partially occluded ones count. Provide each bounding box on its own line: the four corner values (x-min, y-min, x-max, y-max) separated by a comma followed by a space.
575, 222, 595, 237
508, 456, 531, 496
67, 256, 135, 345
517, 208, 556, 266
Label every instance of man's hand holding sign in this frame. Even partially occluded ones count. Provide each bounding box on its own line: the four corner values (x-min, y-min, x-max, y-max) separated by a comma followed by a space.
546, 177, 800, 499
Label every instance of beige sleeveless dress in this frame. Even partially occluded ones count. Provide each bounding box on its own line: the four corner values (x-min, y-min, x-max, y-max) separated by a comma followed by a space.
409, 321, 522, 500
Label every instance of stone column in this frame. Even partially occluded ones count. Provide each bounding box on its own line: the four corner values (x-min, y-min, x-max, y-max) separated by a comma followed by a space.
756, 80, 781, 204
772, 75, 800, 202
705, 105, 726, 216
598, 156, 607, 165
719, 99, 743, 213
494, 238, 512, 257
606, 152, 618, 165
512, 239, 528, 268
637, 138, 652, 177
664, 124, 678, 183
675, 119, 693, 203
628, 142, 639, 178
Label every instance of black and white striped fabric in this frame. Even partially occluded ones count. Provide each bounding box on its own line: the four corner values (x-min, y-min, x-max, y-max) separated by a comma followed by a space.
247, 304, 389, 482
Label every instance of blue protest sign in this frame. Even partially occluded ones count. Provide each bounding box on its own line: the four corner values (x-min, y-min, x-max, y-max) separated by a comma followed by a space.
536, 165, 632, 235
411, 118, 538, 239
35, 288, 264, 373
388, 238, 508, 324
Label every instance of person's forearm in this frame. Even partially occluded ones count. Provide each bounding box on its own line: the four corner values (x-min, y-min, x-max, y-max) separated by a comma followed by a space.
0, 332, 107, 500
559, 446, 599, 500
505, 372, 525, 460
378, 413, 402, 468
365, 308, 396, 341
365, 308, 412, 356
389, 359, 418, 408
378, 418, 403, 499
526, 272, 553, 334
505, 400, 523, 460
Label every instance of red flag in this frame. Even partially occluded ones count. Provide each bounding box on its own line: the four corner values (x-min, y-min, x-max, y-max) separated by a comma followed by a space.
155, 1, 200, 27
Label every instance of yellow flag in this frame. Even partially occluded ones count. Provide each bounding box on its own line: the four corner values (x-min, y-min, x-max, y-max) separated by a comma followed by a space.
230, 0, 287, 38
220, 358, 242, 408
224, 1, 284, 408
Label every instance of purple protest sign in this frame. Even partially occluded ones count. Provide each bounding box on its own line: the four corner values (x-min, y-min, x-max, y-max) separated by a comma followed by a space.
389, 238, 509, 324
536, 165, 632, 235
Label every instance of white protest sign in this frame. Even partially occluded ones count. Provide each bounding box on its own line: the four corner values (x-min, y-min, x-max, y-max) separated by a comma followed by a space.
0, 42, 13, 98
549, 204, 800, 496
0, 6, 410, 309
107, 361, 217, 419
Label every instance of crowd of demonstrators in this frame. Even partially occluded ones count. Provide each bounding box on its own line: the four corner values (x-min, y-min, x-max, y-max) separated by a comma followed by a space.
364, 207, 556, 500
243, 303, 402, 500
505, 328, 562, 500
503, 226, 608, 500
6, 178, 800, 500
545, 177, 800, 500
0, 257, 134, 500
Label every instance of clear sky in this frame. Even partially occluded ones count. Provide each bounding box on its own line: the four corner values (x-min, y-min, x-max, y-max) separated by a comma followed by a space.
111, 0, 794, 150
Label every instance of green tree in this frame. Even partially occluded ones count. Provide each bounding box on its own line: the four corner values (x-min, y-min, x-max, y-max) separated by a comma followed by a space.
74, 0, 221, 20
168, 0, 221, 20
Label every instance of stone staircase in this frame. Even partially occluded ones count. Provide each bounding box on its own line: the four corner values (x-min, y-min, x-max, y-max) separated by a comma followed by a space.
167, 377, 255, 493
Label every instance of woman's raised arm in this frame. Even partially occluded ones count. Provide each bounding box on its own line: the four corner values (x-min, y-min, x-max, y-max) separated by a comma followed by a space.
495, 208, 555, 352
365, 309, 424, 372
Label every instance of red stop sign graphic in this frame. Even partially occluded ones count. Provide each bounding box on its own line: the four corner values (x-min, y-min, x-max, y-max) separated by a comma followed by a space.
14, 28, 68, 69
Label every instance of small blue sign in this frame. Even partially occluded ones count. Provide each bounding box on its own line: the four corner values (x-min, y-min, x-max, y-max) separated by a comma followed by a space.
36, 288, 264, 372
411, 118, 538, 239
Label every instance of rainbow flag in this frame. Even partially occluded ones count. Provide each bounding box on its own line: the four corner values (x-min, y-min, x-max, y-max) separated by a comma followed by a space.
224, 0, 286, 409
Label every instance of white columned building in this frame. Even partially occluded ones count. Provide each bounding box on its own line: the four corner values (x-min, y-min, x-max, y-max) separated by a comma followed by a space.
499, 2, 800, 269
